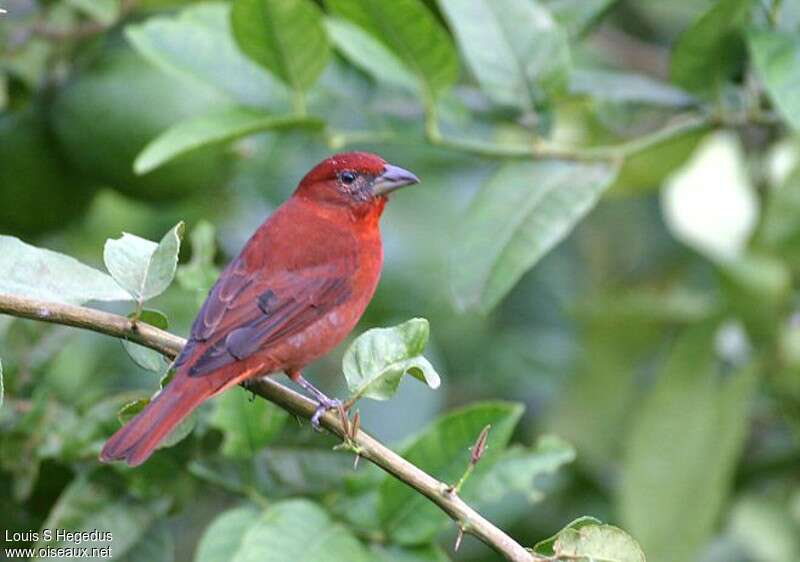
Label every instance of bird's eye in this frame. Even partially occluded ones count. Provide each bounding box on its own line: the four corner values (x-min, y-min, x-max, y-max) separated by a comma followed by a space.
340, 171, 357, 185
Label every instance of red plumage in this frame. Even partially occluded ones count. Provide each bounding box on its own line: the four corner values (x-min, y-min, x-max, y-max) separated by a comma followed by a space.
100, 152, 419, 466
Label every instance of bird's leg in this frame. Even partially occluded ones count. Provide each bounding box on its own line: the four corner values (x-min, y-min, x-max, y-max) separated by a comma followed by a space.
286, 369, 342, 431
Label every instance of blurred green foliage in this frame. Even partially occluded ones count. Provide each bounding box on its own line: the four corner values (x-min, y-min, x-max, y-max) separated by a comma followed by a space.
2, 0, 800, 561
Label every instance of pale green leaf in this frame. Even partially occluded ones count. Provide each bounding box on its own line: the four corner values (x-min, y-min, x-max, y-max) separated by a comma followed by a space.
670, 0, 751, 94
195, 505, 260, 562
380, 402, 524, 544
343, 318, 440, 402
325, 0, 459, 100
450, 160, 617, 313
230, 499, 371, 562
0, 236, 132, 304
177, 220, 221, 296
125, 3, 290, 108
475, 435, 575, 503
748, 30, 800, 130
324, 17, 418, 93
554, 524, 646, 562
135, 108, 323, 174
122, 309, 169, 372
620, 325, 758, 562
544, 0, 615, 37
533, 516, 602, 556
104, 222, 185, 304
231, 0, 330, 92
570, 69, 695, 107
210, 387, 288, 457
437, 0, 570, 110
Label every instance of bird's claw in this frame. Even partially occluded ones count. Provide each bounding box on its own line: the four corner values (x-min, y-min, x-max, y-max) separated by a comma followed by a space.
311, 397, 343, 431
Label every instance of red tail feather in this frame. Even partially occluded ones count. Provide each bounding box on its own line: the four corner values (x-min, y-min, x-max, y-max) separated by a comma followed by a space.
100, 377, 208, 467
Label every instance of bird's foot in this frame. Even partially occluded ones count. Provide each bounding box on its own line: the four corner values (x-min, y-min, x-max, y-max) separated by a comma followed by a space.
311, 397, 343, 431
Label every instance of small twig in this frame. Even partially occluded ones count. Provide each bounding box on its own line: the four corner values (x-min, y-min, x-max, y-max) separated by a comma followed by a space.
449, 424, 492, 495
0, 293, 533, 562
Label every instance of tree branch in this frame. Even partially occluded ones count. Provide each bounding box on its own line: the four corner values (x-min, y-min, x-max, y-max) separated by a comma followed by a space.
0, 293, 533, 562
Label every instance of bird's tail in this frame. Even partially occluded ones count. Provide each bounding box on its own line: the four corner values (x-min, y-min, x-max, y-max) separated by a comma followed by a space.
100, 375, 209, 467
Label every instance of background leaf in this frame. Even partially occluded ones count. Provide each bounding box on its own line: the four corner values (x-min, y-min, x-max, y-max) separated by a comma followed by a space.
210, 386, 289, 457
125, 2, 290, 109
228, 499, 371, 562
619, 325, 758, 562
437, 0, 570, 110
670, 0, 751, 94
450, 160, 617, 312
343, 318, 440, 402
748, 30, 800, 131
0, 236, 131, 304
324, 17, 419, 93
325, 0, 459, 101
135, 108, 323, 174
195, 505, 260, 562
231, 0, 330, 94
122, 309, 169, 372
553, 523, 646, 562
103, 222, 185, 304
379, 401, 524, 544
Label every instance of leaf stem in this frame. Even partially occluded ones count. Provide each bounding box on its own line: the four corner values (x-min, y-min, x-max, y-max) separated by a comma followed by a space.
0, 293, 533, 562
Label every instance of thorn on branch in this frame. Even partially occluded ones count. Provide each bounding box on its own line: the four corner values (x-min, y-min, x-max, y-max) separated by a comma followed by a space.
454, 525, 465, 552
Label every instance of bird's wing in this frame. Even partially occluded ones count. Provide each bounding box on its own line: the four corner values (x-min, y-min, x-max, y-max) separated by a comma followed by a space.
173, 255, 352, 377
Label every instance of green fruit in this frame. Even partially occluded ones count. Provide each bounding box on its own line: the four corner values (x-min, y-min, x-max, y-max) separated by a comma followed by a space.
51, 44, 231, 201
0, 108, 95, 237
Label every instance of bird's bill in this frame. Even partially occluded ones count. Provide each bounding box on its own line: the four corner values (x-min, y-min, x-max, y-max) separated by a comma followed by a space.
371, 164, 420, 197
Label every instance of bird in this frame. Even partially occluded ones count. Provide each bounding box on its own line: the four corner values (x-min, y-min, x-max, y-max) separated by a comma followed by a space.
100, 152, 419, 466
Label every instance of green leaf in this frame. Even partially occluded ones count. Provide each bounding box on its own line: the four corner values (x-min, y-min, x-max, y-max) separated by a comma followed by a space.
0, 236, 132, 304
620, 325, 758, 562
748, 30, 800, 131
437, 0, 570, 110
231, 0, 330, 93
34, 476, 170, 561
553, 523, 646, 562
135, 107, 323, 174
475, 435, 575, 503
450, 160, 617, 313
609, 123, 708, 195
0, 358, 3, 410
380, 401, 524, 544
122, 309, 169, 372
324, 17, 419, 93
218, 499, 371, 562
544, 0, 615, 37
104, 222, 185, 305
343, 318, 440, 402
533, 516, 602, 556
177, 220, 221, 296
670, 0, 751, 94
125, 3, 290, 108
570, 69, 695, 107
210, 386, 288, 457
325, 0, 459, 100
195, 505, 260, 562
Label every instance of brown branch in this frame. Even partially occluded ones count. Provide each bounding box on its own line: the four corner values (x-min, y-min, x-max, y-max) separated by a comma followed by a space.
0, 293, 533, 562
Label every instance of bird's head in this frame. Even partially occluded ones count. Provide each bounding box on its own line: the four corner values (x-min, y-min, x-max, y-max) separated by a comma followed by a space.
295, 152, 419, 216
